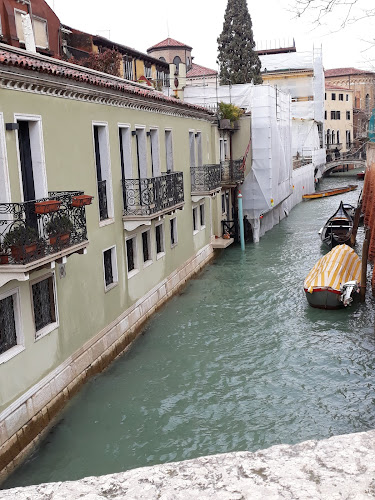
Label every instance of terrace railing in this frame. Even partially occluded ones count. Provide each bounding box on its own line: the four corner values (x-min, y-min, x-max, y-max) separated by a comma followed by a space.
122, 172, 184, 218
191, 164, 221, 195
0, 191, 89, 265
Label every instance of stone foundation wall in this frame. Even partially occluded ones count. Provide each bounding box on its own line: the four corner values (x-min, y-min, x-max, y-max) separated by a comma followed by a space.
2, 429, 375, 498
0, 243, 215, 484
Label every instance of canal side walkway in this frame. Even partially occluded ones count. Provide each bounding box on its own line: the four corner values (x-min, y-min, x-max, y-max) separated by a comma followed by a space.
2, 429, 375, 499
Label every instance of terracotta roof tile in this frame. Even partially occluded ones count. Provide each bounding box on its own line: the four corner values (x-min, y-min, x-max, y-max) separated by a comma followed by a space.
0, 47, 213, 115
186, 63, 217, 78
325, 67, 375, 77
147, 38, 192, 51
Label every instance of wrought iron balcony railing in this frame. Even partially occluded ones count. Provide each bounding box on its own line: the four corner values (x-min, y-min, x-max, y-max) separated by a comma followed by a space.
191, 165, 221, 195
0, 191, 89, 266
220, 158, 245, 185
122, 172, 184, 218
97, 180, 108, 220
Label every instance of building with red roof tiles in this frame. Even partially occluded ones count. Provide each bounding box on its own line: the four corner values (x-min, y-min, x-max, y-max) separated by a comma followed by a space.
325, 68, 375, 148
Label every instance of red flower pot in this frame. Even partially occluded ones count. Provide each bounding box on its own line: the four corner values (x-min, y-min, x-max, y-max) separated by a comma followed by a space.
10, 243, 38, 263
71, 195, 93, 207
49, 232, 70, 247
34, 200, 61, 214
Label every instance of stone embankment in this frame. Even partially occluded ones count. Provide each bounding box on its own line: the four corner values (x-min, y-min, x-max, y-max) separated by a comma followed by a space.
2, 429, 375, 499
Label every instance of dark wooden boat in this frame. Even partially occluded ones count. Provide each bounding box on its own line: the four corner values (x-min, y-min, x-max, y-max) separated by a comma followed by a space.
320, 201, 353, 248
357, 171, 365, 180
302, 184, 357, 200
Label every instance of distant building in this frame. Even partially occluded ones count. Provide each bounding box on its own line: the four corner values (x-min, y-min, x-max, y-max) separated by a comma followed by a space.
325, 68, 375, 150
324, 84, 354, 155
147, 37, 217, 97
0, 0, 61, 56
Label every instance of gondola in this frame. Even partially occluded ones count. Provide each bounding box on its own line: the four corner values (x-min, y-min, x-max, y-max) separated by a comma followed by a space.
320, 201, 353, 248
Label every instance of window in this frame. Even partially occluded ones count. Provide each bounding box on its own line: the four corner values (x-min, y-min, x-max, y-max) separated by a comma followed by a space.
331, 111, 335, 120
173, 56, 181, 74
346, 111, 351, 120
0, 13, 3, 36
189, 131, 196, 168
346, 130, 351, 146
123, 57, 134, 81
170, 217, 177, 247
196, 132, 202, 167
134, 128, 147, 178
15, 10, 49, 49
221, 193, 226, 214
150, 129, 160, 177
155, 223, 165, 257
119, 126, 132, 185
31, 275, 58, 339
324, 93, 326, 100
346, 94, 349, 101
336, 131, 340, 144
193, 206, 198, 233
103, 247, 118, 290
331, 93, 336, 100
336, 111, 341, 120
0, 289, 23, 361
199, 203, 205, 228
165, 130, 174, 172
93, 124, 113, 223
339, 94, 344, 101
163, 72, 169, 87
324, 110, 327, 120
141, 230, 152, 264
144, 64, 152, 79
126, 236, 138, 275
366, 94, 370, 114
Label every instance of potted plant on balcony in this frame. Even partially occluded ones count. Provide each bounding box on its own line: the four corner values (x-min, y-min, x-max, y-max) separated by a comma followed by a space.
46, 215, 73, 247
218, 102, 244, 130
3, 225, 39, 263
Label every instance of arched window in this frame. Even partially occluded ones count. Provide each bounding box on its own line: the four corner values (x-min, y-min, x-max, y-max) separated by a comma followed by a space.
331, 130, 335, 144
159, 57, 166, 62
173, 56, 181, 74
336, 131, 340, 144
366, 94, 370, 114
326, 129, 330, 145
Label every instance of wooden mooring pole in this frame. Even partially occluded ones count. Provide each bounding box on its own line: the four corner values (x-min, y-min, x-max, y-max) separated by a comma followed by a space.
360, 228, 370, 302
350, 201, 362, 246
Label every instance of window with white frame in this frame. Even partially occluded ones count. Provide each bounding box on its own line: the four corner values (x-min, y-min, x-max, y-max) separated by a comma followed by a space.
135, 128, 147, 178
103, 246, 118, 290
346, 111, 351, 120
141, 229, 152, 265
119, 126, 133, 182
192, 206, 199, 233
123, 57, 134, 81
0, 288, 22, 360
144, 64, 152, 79
196, 132, 202, 167
221, 193, 226, 214
339, 93, 344, 101
93, 124, 114, 222
165, 130, 174, 172
33, 16, 49, 49
199, 203, 205, 228
126, 236, 138, 274
189, 131, 196, 169
150, 129, 160, 177
31, 274, 58, 339
155, 223, 165, 257
170, 217, 177, 247
346, 94, 349, 101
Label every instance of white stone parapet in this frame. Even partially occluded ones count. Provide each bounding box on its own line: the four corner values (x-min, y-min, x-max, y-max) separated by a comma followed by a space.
2, 429, 375, 499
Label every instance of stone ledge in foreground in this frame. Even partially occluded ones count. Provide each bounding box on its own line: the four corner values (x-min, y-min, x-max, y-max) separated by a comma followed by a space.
1, 429, 375, 499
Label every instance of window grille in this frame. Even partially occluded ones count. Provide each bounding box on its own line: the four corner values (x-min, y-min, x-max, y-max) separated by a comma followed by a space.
142, 231, 150, 262
156, 225, 163, 254
0, 295, 17, 355
123, 58, 134, 81
32, 277, 56, 335
103, 249, 113, 287
126, 239, 135, 272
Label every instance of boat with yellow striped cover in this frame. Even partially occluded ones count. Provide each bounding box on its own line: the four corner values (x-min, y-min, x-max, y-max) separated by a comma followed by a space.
304, 244, 361, 309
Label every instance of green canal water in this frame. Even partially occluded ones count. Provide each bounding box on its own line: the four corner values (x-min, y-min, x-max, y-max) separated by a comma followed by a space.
3, 176, 375, 489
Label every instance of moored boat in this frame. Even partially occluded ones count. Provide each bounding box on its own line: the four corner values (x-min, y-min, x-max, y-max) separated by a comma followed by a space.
304, 244, 361, 309
357, 171, 365, 180
303, 184, 357, 200
320, 201, 353, 248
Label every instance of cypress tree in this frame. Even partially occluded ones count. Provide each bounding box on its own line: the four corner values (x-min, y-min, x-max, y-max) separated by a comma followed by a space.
217, 0, 262, 85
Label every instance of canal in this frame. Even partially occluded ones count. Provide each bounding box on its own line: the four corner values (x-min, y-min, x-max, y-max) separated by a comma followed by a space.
3, 175, 375, 489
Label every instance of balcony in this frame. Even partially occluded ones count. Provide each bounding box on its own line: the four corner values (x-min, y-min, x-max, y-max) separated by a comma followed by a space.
191, 165, 221, 196
0, 191, 90, 286
220, 159, 245, 186
122, 172, 184, 221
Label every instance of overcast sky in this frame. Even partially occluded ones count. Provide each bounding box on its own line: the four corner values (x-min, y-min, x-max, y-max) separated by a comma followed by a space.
45, 0, 375, 71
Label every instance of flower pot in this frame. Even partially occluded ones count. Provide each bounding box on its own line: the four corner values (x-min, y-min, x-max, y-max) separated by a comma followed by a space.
223, 233, 231, 240
10, 243, 37, 263
34, 200, 61, 214
72, 195, 93, 207
49, 232, 71, 247
219, 119, 232, 130
0, 254, 9, 264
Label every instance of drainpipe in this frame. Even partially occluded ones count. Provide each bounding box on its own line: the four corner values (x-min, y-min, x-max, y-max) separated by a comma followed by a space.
238, 191, 245, 251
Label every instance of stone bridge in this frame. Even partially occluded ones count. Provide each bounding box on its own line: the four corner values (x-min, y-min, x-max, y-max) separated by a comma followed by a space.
320, 156, 366, 176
